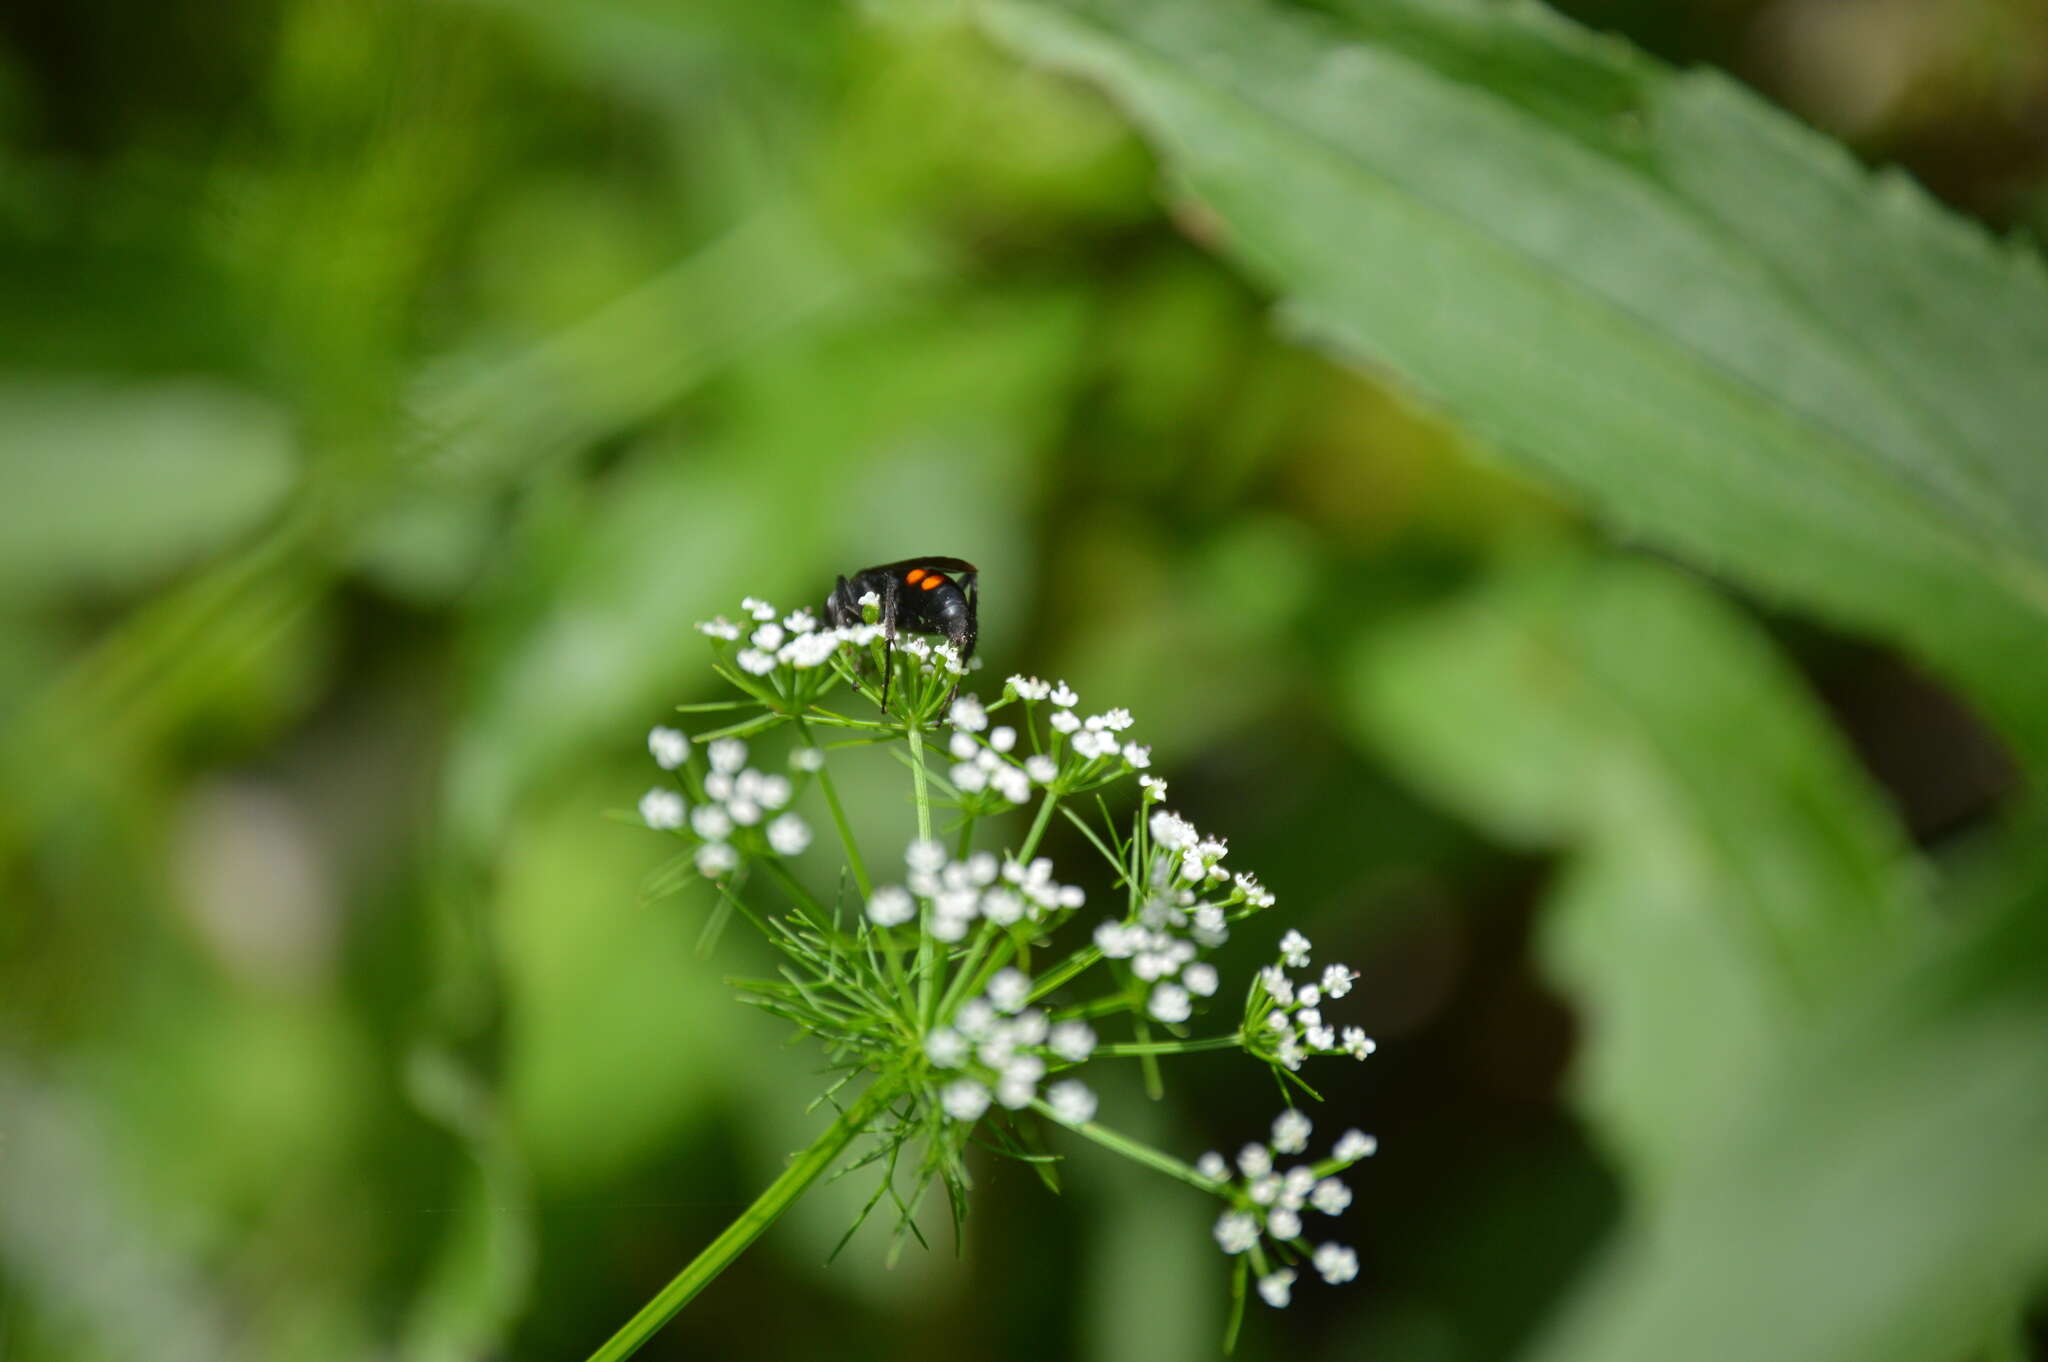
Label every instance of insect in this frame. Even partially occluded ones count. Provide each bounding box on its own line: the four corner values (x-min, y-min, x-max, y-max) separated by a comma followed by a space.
822, 556, 979, 714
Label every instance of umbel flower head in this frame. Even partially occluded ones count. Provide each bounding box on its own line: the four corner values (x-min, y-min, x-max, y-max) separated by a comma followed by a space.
618, 589, 1379, 1352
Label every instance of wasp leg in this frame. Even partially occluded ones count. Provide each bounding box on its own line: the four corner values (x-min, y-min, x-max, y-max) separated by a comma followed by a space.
879, 573, 902, 716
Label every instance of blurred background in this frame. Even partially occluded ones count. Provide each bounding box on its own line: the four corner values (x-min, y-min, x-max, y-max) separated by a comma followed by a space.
2, 0, 2044, 1359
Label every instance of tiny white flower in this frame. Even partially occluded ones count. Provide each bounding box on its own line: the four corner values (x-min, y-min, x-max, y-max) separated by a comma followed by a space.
1122, 743, 1152, 769
941, 1080, 991, 1123
708, 738, 748, 774
1248, 1173, 1282, 1205
1094, 921, 1140, 959
1195, 1151, 1229, 1182
929, 908, 973, 943
1267, 1207, 1302, 1240
948, 695, 987, 732
1282, 1165, 1319, 1205
906, 838, 948, 876
1138, 774, 1167, 801
737, 648, 777, 675
1297, 1007, 1323, 1031
1025, 754, 1058, 784
696, 615, 742, 641
639, 788, 686, 829
648, 727, 690, 770
1259, 966, 1295, 1006
1006, 675, 1050, 701
726, 797, 762, 827
1149, 810, 1198, 851
1183, 963, 1219, 997
1343, 1027, 1377, 1060
1271, 1109, 1313, 1155
866, 885, 916, 928
1257, 1269, 1296, 1308
1048, 1020, 1097, 1062
1213, 1211, 1260, 1255
1055, 884, 1085, 909
955, 998, 997, 1040
695, 842, 738, 876
1311, 1178, 1353, 1216
1298, 985, 1322, 1009
987, 968, 1031, 1015
751, 622, 785, 650
741, 596, 777, 622
1322, 963, 1357, 998
948, 732, 979, 760
783, 608, 816, 633
1306, 1024, 1336, 1050
1312, 1243, 1359, 1285
925, 1028, 968, 1067
1049, 709, 1081, 735
1072, 730, 1119, 760
704, 772, 733, 801
766, 813, 811, 855
1049, 681, 1078, 707
1266, 1009, 1291, 1033
1147, 982, 1192, 1024
856, 590, 880, 609
1238, 1144, 1273, 1178
988, 726, 1017, 753
951, 762, 989, 793
1046, 1079, 1097, 1125
1276, 1036, 1306, 1070
1279, 929, 1312, 968
752, 774, 793, 810
980, 887, 1025, 925
997, 1055, 1044, 1109
789, 746, 825, 773
990, 766, 1031, 804
691, 804, 734, 841
1333, 1129, 1377, 1162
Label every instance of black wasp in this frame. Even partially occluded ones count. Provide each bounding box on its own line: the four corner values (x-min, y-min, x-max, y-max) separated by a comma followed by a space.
823, 556, 979, 713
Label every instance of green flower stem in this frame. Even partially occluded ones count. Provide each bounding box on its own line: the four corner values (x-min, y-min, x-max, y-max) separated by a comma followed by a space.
1094, 1032, 1243, 1058
1031, 1101, 1225, 1197
1029, 944, 1102, 1003
1017, 790, 1061, 861
907, 721, 937, 1026
584, 1077, 905, 1362
810, 758, 871, 899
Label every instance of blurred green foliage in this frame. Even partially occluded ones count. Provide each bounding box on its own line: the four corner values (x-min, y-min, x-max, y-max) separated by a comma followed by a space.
2, 1, 2044, 1360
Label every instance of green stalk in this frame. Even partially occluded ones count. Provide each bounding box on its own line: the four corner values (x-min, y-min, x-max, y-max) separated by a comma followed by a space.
1094, 1033, 1243, 1058
584, 1077, 904, 1362
811, 761, 871, 899
1031, 1101, 1224, 1195
906, 720, 937, 1026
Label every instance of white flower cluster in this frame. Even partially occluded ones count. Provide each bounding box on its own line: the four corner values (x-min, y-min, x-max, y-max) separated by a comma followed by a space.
925, 967, 1100, 1126
865, 839, 1086, 941
1201, 1111, 1374, 1307
945, 696, 1035, 804
1003, 676, 1152, 772
1257, 932, 1373, 1070
1092, 803, 1277, 1024
639, 730, 810, 875
698, 596, 882, 677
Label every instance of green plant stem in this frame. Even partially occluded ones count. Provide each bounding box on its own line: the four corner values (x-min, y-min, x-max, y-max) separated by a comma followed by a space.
1031, 1100, 1223, 1195
584, 1077, 904, 1362
907, 720, 936, 1025
1094, 1033, 1243, 1057
1018, 790, 1060, 861
811, 759, 871, 899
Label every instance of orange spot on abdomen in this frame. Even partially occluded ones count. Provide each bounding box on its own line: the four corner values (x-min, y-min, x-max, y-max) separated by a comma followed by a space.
920, 575, 944, 590
904, 568, 927, 586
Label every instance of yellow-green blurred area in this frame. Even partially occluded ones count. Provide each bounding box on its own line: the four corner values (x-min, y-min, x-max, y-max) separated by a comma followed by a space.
4, 1, 2047, 1360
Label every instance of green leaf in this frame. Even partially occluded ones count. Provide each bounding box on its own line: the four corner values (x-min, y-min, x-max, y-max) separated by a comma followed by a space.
1526, 834, 2048, 1362
982, 0, 2048, 766
1352, 552, 1925, 1197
